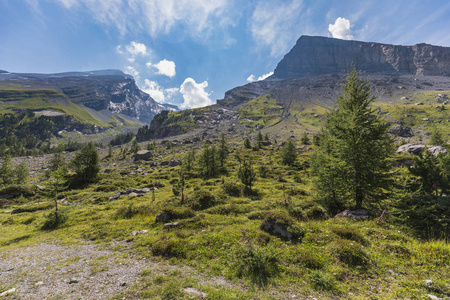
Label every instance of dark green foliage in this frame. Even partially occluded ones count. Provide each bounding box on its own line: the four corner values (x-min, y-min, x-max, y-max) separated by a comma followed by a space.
331, 239, 369, 266
244, 137, 251, 149
41, 210, 67, 230
230, 244, 279, 286
70, 142, 100, 184
309, 270, 336, 291
0, 156, 14, 185
222, 181, 242, 197
258, 165, 268, 178
14, 162, 28, 184
184, 148, 196, 172
313, 134, 321, 146
394, 194, 450, 239
198, 143, 218, 178
238, 159, 256, 195
301, 132, 310, 145
256, 131, 263, 149
217, 133, 229, 171
409, 150, 450, 195
107, 144, 113, 158
280, 139, 297, 166
304, 205, 328, 220
146, 141, 156, 150
165, 141, 172, 149
131, 139, 140, 154
430, 127, 445, 146
312, 68, 393, 209
185, 189, 216, 210
109, 132, 134, 146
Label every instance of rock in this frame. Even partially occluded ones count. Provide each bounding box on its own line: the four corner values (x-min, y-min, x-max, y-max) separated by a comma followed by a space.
183, 288, 207, 299
160, 161, 170, 167
260, 140, 271, 146
134, 150, 152, 161
422, 118, 430, 121
396, 144, 447, 156
278, 142, 286, 148
0, 288, 16, 296
35, 184, 45, 190
335, 209, 369, 220
35, 281, 44, 286
120, 282, 127, 287
424, 279, 433, 286
109, 188, 150, 200
104, 169, 114, 174
163, 221, 182, 229
69, 278, 79, 284
389, 124, 413, 137
156, 213, 170, 223
427, 295, 439, 300
130, 230, 148, 236
169, 159, 181, 167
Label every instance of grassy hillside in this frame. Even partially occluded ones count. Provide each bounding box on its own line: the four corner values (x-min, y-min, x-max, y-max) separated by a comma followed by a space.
1, 137, 449, 299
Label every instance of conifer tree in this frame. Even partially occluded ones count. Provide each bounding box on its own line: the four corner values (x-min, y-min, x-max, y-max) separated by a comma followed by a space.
70, 142, 100, 184
312, 67, 393, 210
199, 143, 218, 178
0, 156, 13, 186
217, 133, 229, 172
238, 159, 256, 195
280, 139, 297, 166
244, 137, 251, 149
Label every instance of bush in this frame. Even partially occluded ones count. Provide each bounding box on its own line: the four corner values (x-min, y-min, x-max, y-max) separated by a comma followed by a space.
331, 239, 369, 266
185, 189, 216, 210
309, 270, 336, 291
41, 210, 67, 230
230, 245, 279, 286
222, 181, 242, 197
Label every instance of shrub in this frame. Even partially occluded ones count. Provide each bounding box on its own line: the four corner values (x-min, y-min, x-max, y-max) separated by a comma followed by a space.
309, 270, 336, 291
41, 210, 68, 230
331, 239, 369, 266
222, 181, 242, 197
185, 189, 216, 210
230, 245, 279, 286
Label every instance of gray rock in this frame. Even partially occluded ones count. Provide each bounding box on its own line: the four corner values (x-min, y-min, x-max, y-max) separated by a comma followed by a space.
120, 282, 127, 287
0, 288, 16, 296
134, 150, 152, 161
183, 288, 207, 299
335, 209, 369, 220
389, 124, 413, 137
104, 169, 114, 174
69, 278, 79, 284
424, 279, 433, 286
160, 161, 170, 167
427, 146, 448, 156
169, 159, 181, 167
163, 221, 182, 229
156, 213, 170, 223
396, 144, 448, 156
35, 281, 44, 286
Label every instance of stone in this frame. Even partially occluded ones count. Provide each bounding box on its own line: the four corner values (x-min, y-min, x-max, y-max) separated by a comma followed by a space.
163, 221, 182, 229
427, 295, 439, 300
335, 209, 369, 220
0, 288, 16, 296
427, 146, 448, 157
160, 161, 170, 167
120, 282, 127, 287
183, 288, 207, 299
396, 144, 447, 157
35, 281, 44, 286
134, 150, 152, 161
389, 124, 413, 137
69, 278, 79, 284
156, 213, 170, 223
169, 159, 181, 167
104, 169, 114, 174
424, 280, 433, 286
35, 184, 45, 190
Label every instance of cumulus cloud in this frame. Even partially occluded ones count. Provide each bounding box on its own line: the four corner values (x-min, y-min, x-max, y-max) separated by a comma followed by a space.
142, 79, 179, 104
148, 59, 176, 78
125, 41, 148, 56
247, 71, 274, 82
328, 17, 353, 40
180, 78, 213, 109
250, 0, 304, 56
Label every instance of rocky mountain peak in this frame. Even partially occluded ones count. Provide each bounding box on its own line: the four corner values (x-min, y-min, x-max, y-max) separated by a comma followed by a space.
272, 35, 450, 79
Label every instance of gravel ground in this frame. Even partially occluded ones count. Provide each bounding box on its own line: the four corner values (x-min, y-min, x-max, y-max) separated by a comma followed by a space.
0, 241, 218, 300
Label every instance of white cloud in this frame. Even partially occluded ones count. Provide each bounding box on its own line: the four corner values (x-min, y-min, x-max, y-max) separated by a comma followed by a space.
116, 45, 123, 54
127, 58, 135, 63
142, 79, 179, 104
125, 66, 139, 79
250, 0, 304, 56
179, 78, 213, 109
247, 71, 274, 82
328, 17, 353, 40
151, 59, 176, 78
258, 71, 273, 81
51, 0, 234, 41
125, 41, 148, 56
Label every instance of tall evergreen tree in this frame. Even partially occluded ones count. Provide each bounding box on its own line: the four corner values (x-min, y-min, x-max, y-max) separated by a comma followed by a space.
198, 143, 218, 178
238, 159, 256, 195
280, 139, 297, 166
70, 142, 100, 184
217, 133, 229, 171
312, 68, 393, 210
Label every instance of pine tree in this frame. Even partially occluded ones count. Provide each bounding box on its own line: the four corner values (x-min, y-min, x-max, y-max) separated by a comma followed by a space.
238, 159, 256, 195
430, 127, 445, 146
217, 133, 229, 171
198, 143, 218, 178
0, 156, 14, 186
280, 139, 297, 166
301, 132, 310, 145
244, 137, 251, 149
15, 162, 29, 184
312, 67, 393, 210
70, 142, 100, 184
131, 139, 140, 154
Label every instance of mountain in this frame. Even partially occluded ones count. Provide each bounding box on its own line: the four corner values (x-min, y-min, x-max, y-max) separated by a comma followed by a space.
146, 36, 450, 142
0, 69, 177, 124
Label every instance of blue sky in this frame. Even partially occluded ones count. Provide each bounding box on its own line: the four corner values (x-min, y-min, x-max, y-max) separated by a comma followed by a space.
1, 0, 450, 109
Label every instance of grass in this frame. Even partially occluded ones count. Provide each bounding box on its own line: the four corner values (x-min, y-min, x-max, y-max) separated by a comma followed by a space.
1, 138, 450, 299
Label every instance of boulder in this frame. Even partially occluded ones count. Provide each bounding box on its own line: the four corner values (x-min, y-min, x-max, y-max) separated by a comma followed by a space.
261, 218, 293, 239
183, 288, 207, 299
396, 144, 448, 156
335, 209, 369, 220
389, 124, 413, 137
427, 146, 448, 156
160, 161, 170, 167
156, 213, 170, 223
260, 140, 271, 146
169, 159, 181, 167
134, 150, 152, 161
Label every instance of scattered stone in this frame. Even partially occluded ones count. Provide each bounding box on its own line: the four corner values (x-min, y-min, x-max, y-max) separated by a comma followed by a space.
401, 96, 409, 100
389, 124, 413, 137
427, 146, 448, 156
69, 278, 78, 284
335, 209, 369, 220
422, 118, 430, 121
424, 280, 433, 286
109, 188, 150, 200
119, 282, 127, 287
169, 159, 181, 167
134, 150, 153, 161
415, 102, 424, 105
278, 142, 286, 148
35, 281, 44, 286
130, 230, 148, 236
183, 287, 207, 299
160, 161, 170, 167
396, 144, 447, 156
0, 288, 16, 296
35, 185, 45, 191
104, 169, 114, 174
427, 295, 439, 300
163, 221, 182, 229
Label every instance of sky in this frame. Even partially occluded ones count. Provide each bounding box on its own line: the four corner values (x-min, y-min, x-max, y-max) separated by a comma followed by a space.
1, 0, 450, 109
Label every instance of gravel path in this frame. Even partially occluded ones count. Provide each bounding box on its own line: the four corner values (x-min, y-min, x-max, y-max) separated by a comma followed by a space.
0, 242, 215, 299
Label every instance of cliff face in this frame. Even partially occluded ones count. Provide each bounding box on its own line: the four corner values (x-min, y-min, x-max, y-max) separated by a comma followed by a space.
0, 70, 177, 124
273, 36, 450, 79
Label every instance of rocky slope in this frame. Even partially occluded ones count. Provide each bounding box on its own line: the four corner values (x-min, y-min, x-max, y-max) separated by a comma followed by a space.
272, 35, 450, 79
0, 70, 177, 124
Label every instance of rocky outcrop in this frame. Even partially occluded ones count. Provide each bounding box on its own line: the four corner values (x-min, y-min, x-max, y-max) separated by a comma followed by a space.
396, 144, 448, 156
272, 36, 450, 79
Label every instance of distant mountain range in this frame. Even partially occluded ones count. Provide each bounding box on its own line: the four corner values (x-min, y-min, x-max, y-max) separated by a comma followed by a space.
0, 69, 178, 124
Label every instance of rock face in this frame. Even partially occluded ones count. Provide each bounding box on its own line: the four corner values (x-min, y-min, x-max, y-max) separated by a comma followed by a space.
396, 144, 448, 156
273, 36, 450, 79
0, 70, 178, 124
